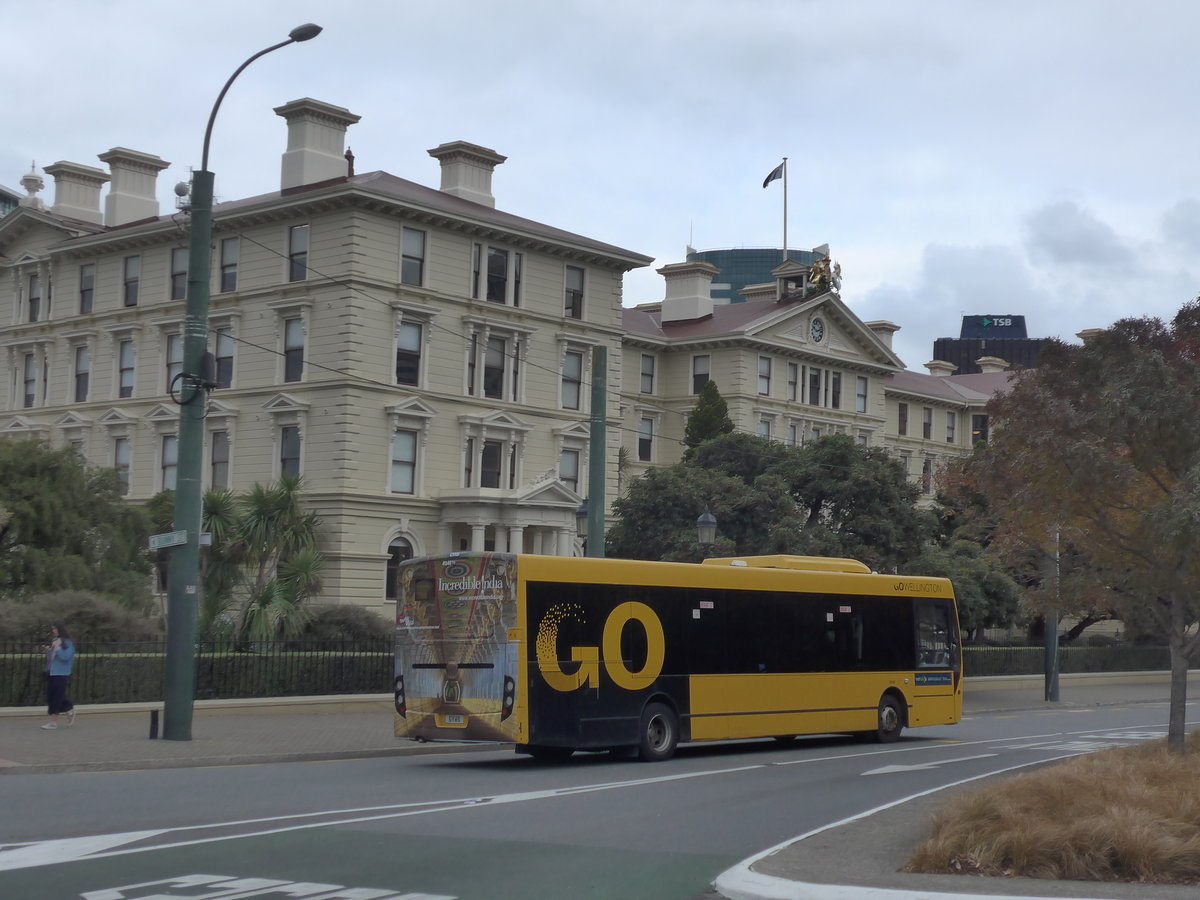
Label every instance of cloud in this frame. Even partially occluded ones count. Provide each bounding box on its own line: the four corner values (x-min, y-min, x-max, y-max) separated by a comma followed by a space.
1022, 200, 1135, 271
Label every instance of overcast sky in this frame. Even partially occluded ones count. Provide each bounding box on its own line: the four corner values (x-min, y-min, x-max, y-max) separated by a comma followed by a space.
7, 0, 1200, 369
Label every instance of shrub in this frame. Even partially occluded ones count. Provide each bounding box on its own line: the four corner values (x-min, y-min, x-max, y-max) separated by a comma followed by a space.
0, 592, 163, 644
298, 604, 392, 644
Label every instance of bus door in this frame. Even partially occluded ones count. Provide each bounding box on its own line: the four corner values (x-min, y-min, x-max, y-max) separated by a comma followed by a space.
911, 598, 962, 720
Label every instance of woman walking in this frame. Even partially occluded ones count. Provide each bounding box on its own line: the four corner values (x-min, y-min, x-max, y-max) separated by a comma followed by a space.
42, 621, 76, 730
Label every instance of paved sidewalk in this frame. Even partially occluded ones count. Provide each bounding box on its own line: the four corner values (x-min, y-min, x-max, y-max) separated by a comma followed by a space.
0, 694, 473, 775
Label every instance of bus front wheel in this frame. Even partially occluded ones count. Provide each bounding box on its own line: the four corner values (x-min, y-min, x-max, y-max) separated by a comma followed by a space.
638, 703, 679, 762
875, 695, 903, 743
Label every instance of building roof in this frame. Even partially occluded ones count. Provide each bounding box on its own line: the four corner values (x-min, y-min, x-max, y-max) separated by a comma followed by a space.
885, 367, 1016, 404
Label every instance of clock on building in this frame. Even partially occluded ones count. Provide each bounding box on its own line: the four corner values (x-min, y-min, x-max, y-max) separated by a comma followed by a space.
810, 317, 825, 342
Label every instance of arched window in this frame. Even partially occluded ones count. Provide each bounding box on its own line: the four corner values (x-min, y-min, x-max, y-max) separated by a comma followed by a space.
385, 537, 414, 604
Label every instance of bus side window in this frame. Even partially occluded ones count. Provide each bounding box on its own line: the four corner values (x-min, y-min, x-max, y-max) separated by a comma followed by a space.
916, 601, 951, 668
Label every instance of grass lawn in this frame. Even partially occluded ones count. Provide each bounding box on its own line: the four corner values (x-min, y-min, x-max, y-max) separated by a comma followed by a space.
904, 730, 1200, 885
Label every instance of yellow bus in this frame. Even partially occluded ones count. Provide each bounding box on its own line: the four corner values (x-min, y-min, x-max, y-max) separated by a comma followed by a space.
393, 552, 961, 761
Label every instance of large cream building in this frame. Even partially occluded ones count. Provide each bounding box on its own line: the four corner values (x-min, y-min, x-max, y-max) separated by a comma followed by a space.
1, 98, 1010, 616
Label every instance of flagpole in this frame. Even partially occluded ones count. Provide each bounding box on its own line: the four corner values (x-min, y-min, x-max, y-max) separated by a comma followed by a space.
782, 157, 788, 264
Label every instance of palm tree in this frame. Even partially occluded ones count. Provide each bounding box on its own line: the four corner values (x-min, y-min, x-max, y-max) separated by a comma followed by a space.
201, 475, 324, 642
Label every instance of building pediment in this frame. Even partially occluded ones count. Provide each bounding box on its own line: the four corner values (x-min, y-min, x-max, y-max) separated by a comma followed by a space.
97, 408, 135, 427
386, 395, 438, 420
54, 411, 93, 429
457, 409, 533, 434
749, 294, 905, 371
514, 477, 581, 505
262, 392, 310, 414
144, 403, 179, 424
2, 416, 50, 436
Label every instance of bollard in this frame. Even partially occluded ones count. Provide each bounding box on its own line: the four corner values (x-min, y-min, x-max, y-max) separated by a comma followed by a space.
149, 708, 159, 740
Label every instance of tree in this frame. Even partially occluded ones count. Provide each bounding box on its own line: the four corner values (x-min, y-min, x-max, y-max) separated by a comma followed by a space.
963, 302, 1200, 751
0, 438, 154, 607
608, 433, 933, 572
683, 380, 734, 452
200, 475, 325, 641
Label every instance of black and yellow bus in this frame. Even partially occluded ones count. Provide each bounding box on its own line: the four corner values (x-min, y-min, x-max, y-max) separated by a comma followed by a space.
393, 552, 961, 761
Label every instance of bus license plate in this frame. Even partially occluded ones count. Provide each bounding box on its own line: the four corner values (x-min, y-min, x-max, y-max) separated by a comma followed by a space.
444, 714, 465, 725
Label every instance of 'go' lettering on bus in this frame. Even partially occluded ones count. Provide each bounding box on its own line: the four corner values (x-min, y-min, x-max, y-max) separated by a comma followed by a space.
536, 602, 665, 692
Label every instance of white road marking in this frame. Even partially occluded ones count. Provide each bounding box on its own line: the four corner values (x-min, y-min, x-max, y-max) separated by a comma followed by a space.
860, 753, 997, 776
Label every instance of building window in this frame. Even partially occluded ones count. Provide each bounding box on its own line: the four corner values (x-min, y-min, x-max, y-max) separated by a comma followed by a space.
483, 336, 506, 399
280, 425, 301, 477
171, 248, 188, 300
463, 436, 517, 489
692, 355, 710, 394
559, 448, 580, 493
922, 407, 933, 440
73, 346, 90, 403
22, 353, 36, 408
386, 538, 414, 604
856, 376, 868, 413
807, 367, 822, 406
288, 225, 309, 282
562, 349, 584, 410
395, 322, 421, 386
479, 439, 504, 488
638, 417, 653, 462
564, 265, 584, 318
921, 457, 934, 494
640, 354, 655, 394
123, 256, 140, 307
214, 328, 234, 388
972, 414, 989, 445
898, 450, 912, 482
472, 243, 522, 305
401, 227, 425, 286
787, 363, 799, 402
946, 411, 957, 443
210, 430, 230, 489
757, 419, 771, 438
219, 237, 239, 293
830, 372, 842, 409
283, 317, 304, 383
114, 437, 131, 495
79, 263, 95, 314
898, 402, 908, 436
758, 356, 772, 396
28, 274, 41, 323
161, 435, 178, 490
390, 429, 417, 494
118, 340, 136, 399
165, 334, 183, 390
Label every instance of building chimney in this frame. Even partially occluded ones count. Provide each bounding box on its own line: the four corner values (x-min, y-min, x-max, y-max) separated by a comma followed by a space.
44, 161, 109, 224
274, 98, 361, 190
658, 260, 717, 323
865, 320, 900, 351
427, 141, 506, 208
99, 148, 170, 226
975, 356, 1009, 374
924, 360, 958, 376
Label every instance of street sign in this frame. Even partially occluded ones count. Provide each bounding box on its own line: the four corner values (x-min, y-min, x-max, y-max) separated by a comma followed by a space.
149, 530, 188, 550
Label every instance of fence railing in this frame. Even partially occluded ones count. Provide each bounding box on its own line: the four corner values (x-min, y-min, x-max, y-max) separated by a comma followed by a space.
1, 639, 393, 707
0, 640, 1178, 707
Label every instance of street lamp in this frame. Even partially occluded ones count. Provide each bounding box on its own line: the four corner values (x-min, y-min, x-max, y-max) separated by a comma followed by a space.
163, 23, 322, 742
696, 506, 717, 558
575, 501, 589, 554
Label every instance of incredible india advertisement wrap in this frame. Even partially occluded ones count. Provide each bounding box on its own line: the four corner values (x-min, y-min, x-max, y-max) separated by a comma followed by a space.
394, 553, 519, 742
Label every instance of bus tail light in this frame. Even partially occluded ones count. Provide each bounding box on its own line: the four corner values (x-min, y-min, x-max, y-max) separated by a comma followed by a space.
501, 675, 516, 721
394, 675, 406, 717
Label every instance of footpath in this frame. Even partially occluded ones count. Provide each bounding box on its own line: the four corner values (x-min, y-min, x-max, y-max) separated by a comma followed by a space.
2, 673, 1199, 900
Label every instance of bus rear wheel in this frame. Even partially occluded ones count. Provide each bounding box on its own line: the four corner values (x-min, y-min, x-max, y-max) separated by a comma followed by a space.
638, 703, 678, 762
875, 695, 903, 743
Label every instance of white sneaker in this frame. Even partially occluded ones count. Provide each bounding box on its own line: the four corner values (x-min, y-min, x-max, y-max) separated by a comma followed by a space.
40, 723, 57, 730
67, 709, 76, 726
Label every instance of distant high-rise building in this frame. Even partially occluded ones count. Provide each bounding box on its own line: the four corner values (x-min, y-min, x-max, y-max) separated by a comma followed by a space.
933, 314, 1046, 374
685, 247, 823, 303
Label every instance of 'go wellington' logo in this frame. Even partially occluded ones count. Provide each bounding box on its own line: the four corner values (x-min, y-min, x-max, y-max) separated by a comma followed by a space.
535, 602, 665, 692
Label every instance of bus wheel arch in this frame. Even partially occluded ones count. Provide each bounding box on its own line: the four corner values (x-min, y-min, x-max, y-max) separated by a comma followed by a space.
637, 699, 680, 762
875, 690, 906, 743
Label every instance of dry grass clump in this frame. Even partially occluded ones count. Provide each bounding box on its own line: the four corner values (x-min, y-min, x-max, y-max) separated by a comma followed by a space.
904, 730, 1200, 884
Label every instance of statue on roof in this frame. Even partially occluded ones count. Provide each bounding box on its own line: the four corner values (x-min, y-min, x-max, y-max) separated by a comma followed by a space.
808, 255, 841, 294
